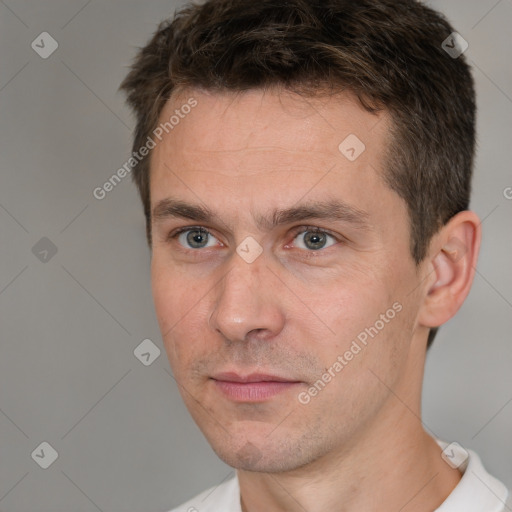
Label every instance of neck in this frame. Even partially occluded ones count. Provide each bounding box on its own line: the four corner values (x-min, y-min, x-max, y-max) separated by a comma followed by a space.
238, 358, 461, 512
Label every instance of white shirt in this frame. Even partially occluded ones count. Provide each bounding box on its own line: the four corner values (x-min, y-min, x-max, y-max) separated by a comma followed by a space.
168, 441, 510, 512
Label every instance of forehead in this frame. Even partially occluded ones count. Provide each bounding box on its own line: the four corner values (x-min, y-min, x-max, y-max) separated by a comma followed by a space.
155, 87, 388, 160
148, 88, 402, 230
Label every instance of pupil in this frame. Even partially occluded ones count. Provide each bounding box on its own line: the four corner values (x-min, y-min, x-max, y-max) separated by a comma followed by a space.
188, 230, 207, 247
305, 231, 326, 250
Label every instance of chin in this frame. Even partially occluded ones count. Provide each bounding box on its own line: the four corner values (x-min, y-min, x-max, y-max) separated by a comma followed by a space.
206, 428, 325, 473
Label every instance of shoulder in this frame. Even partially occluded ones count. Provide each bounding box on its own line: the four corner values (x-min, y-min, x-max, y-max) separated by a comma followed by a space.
167, 476, 240, 512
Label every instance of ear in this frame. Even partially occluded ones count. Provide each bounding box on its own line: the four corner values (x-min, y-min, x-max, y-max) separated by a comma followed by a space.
418, 210, 482, 330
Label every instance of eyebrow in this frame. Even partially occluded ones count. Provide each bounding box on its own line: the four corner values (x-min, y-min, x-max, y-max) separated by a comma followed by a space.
152, 198, 370, 232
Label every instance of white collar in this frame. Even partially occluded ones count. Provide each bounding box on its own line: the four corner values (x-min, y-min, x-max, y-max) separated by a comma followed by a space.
434, 440, 508, 511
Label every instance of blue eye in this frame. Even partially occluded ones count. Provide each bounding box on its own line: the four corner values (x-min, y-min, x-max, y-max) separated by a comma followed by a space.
292, 229, 337, 251
175, 228, 219, 249
168, 226, 341, 253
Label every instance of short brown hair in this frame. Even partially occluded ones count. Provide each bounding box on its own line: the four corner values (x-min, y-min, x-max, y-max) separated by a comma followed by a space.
120, 0, 476, 348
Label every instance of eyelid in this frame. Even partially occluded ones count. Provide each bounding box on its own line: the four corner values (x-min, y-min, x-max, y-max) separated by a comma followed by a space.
167, 225, 219, 243
168, 225, 211, 238
287, 225, 346, 245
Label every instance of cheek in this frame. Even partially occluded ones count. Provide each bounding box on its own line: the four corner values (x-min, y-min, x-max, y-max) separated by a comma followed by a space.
314, 271, 387, 339
151, 261, 181, 333
309, 266, 411, 372
305, 297, 412, 422
151, 260, 208, 367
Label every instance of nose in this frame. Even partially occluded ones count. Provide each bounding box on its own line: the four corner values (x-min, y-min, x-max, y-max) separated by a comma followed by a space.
209, 253, 286, 343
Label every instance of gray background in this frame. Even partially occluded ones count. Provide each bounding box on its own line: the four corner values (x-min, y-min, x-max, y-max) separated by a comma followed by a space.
0, 1, 511, 511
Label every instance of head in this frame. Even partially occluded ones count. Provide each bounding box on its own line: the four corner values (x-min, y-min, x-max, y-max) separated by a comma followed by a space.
120, 0, 480, 472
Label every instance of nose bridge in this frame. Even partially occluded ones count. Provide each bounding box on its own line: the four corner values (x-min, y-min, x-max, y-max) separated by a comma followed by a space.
209, 251, 284, 342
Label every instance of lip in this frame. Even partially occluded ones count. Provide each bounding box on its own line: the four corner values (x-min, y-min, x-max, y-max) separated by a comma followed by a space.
211, 372, 302, 402
212, 372, 299, 383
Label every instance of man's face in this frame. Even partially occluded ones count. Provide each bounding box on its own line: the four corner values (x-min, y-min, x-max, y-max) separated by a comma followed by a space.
150, 89, 426, 472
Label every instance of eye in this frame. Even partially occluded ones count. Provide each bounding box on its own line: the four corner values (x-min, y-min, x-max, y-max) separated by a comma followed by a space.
172, 227, 220, 249
291, 227, 338, 251
168, 226, 341, 252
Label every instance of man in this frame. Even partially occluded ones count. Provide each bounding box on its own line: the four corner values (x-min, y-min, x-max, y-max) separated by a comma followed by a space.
120, 0, 510, 510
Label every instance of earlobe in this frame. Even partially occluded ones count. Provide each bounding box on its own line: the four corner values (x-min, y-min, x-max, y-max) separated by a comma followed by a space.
419, 211, 481, 330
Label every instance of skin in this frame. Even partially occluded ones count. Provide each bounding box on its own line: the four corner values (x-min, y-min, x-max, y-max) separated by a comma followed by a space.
149, 88, 481, 512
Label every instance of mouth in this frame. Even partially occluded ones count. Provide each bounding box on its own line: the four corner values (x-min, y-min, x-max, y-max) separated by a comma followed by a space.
211, 372, 302, 403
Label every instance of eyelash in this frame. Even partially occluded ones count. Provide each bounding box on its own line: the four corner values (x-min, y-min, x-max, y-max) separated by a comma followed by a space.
167, 225, 343, 252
